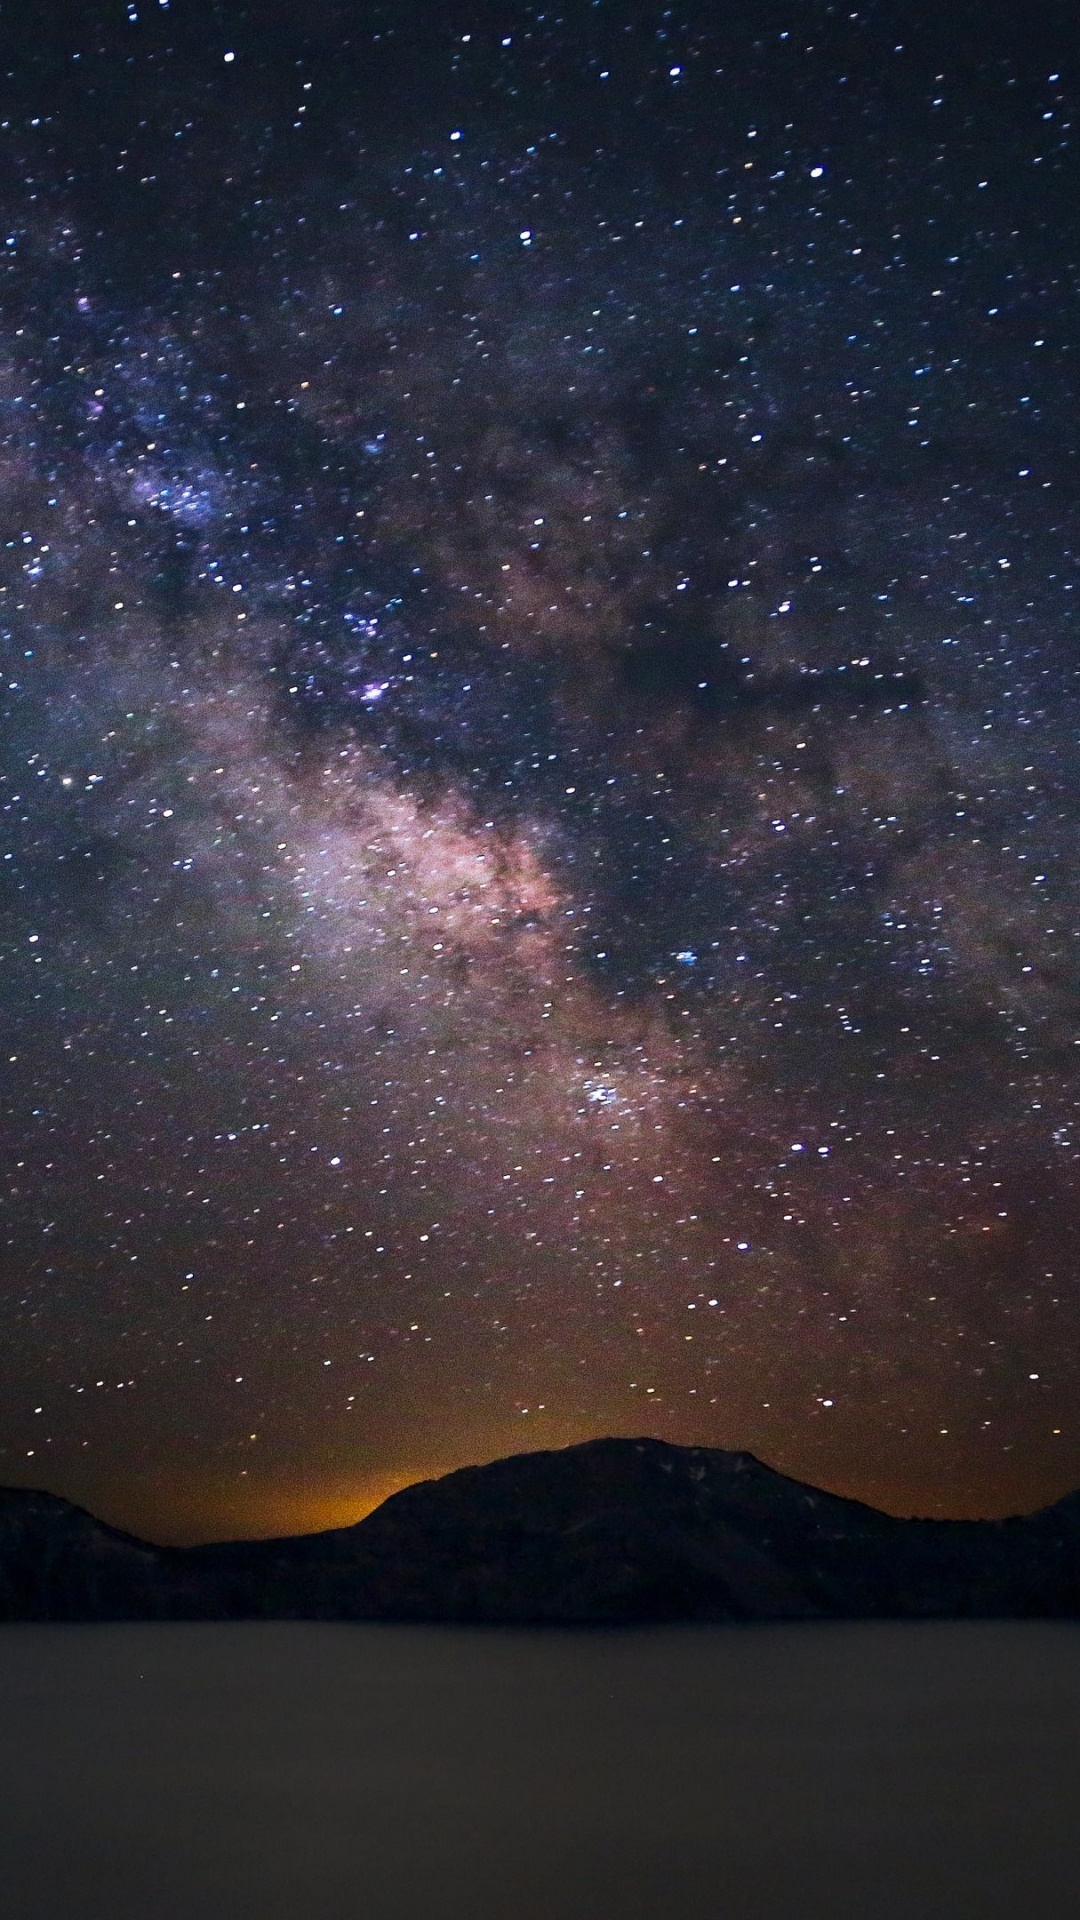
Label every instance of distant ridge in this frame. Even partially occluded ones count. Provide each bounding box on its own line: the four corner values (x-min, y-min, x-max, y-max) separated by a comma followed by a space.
4, 1438, 1080, 1623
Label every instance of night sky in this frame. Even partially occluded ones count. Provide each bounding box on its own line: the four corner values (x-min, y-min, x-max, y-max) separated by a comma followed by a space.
2, 0, 1079, 1544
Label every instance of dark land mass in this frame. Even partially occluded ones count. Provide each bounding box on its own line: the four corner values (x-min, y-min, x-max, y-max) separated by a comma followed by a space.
4, 1438, 1080, 1623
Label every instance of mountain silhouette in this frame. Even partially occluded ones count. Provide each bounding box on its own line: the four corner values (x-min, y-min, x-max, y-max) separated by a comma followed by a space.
4, 1439, 1080, 1623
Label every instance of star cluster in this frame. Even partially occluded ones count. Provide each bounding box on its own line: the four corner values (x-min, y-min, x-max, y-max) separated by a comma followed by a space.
2, 1, 1079, 1540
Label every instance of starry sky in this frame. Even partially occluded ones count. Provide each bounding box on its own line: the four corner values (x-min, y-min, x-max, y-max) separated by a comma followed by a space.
2, 0, 1079, 1544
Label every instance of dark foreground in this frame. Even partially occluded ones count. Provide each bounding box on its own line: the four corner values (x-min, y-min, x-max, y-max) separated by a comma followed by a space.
0, 1622, 1078, 1920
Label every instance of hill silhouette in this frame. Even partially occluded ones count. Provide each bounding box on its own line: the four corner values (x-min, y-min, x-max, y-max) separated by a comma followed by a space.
4, 1438, 1080, 1622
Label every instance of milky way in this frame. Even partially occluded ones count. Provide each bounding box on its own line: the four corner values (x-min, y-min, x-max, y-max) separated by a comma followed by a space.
2, 1, 1079, 1540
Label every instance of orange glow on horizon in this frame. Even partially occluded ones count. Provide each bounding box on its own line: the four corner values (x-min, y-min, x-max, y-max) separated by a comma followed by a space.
85, 1466, 442, 1549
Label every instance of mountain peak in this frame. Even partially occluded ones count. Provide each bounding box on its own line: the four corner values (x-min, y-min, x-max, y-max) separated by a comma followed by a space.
3, 1440, 1080, 1623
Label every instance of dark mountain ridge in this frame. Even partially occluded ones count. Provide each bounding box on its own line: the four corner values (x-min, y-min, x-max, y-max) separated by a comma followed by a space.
4, 1438, 1080, 1624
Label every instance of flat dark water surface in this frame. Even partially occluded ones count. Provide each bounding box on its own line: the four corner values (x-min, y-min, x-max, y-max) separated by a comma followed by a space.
1, 1621, 1078, 1920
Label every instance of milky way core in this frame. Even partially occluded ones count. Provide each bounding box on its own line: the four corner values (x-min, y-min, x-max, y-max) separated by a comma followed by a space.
2, 1, 1079, 1540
